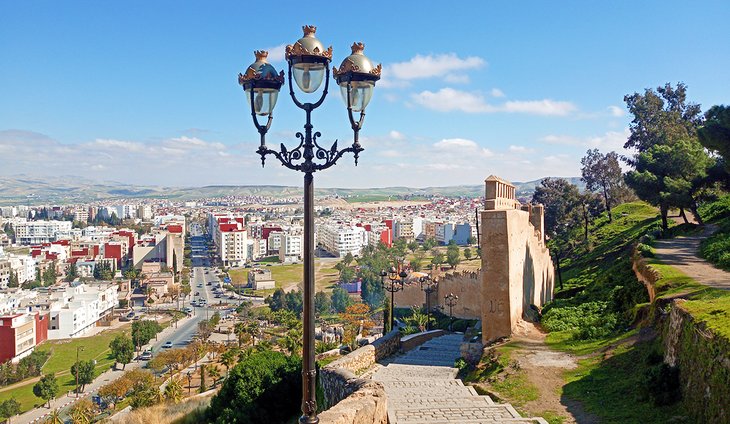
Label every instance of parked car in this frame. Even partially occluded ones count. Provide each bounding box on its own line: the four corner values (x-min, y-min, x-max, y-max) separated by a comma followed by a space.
162, 341, 173, 349
140, 350, 153, 360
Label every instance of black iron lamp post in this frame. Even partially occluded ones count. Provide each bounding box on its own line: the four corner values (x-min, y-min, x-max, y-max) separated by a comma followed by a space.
420, 275, 438, 331
186, 371, 192, 396
238, 25, 380, 424
444, 292, 459, 331
381, 267, 407, 332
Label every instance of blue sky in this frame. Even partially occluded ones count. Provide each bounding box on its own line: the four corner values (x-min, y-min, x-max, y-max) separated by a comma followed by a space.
1, 1, 729, 188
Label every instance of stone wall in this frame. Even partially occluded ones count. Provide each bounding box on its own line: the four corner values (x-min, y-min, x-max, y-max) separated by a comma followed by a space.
318, 330, 401, 424
480, 178, 555, 344
400, 329, 447, 352
662, 300, 730, 423
393, 271, 480, 320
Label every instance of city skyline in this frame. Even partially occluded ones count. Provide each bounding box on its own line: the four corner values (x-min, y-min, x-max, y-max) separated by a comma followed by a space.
1, 1, 729, 187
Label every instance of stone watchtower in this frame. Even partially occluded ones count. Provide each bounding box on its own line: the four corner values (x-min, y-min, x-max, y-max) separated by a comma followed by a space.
480, 176, 555, 344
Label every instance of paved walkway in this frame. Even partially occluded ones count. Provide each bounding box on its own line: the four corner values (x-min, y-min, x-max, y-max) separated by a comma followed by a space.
654, 224, 730, 290
372, 334, 547, 424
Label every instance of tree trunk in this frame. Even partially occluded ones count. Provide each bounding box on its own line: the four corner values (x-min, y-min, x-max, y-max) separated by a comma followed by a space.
660, 204, 669, 232
603, 187, 612, 222
555, 253, 563, 290
690, 197, 704, 225
679, 208, 689, 224
584, 212, 589, 241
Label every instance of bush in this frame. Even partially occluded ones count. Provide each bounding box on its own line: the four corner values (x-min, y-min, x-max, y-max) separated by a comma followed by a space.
700, 231, 730, 270
637, 243, 654, 258
699, 194, 730, 222
207, 350, 301, 424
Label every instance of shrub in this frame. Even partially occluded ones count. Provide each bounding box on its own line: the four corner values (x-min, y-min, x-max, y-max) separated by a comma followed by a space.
700, 231, 730, 270
698, 194, 730, 222
207, 350, 301, 424
637, 243, 654, 258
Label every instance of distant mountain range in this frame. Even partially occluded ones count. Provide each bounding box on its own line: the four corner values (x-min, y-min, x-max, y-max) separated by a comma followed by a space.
0, 175, 585, 205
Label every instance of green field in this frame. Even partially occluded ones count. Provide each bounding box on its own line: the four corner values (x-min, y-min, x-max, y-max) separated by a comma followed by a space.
0, 324, 134, 414
229, 261, 340, 294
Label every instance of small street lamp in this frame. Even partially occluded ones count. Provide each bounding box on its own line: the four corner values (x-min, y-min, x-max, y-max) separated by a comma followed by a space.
380, 267, 407, 332
75, 346, 85, 398
186, 371, 192, 396
444, 293, 459, 331
420, 275, 438, 331
238, 25, 380, 424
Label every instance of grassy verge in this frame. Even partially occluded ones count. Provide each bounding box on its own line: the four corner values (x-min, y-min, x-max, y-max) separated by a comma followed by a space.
562, 338, 686, 423
0, 324, 132, 413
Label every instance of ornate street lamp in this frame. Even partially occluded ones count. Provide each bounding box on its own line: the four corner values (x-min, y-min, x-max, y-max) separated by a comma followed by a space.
420, 275, 438, 331
238, 25, 380, 424
381, 266, 407, 332
444, 292, 459, 331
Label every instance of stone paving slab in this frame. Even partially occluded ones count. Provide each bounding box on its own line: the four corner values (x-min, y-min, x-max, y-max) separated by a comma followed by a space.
393, 404, 520, 423
384, 385, 478, 399
379, 379, 464, 388
389, 396, 496, 408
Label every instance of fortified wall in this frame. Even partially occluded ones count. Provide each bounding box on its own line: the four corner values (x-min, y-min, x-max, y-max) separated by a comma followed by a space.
393, 271, 482, 320
480, 175, 555, 343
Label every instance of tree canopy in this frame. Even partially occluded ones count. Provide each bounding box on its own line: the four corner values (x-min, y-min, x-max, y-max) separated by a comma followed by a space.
581, 149, 623, 222
698, 104, 730, 170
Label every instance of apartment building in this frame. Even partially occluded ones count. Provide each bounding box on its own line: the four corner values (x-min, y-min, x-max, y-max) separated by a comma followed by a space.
278, 233, 303, 263
394, 219, 414, 241
12, 220, 73, 245
318, 224, 368, 258
47, 283, 118, 339
0, 312, 49, 363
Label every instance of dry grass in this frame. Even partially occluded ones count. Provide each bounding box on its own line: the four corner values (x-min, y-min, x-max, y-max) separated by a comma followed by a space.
108, 391, 214, 424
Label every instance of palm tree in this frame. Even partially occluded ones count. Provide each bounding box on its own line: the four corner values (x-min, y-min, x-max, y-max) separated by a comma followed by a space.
244, 320, 259, 346
207, 366, 221, 387
234, 322, 246, 348
44, 409, 63, 424
164, 378, 183, 404
69, 399, 94, 424
221, 348, 238, 378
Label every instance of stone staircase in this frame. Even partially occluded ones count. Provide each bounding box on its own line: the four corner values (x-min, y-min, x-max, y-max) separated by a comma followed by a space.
372, 333, 547, 424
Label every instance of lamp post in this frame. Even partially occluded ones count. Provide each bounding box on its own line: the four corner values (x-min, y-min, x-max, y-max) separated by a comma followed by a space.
186, 371, 192, 396
380, 267, 407, 332
75, 346, 85, 398
444, 292, 459, 331
238, 25, 380, 424
420, 276, 438, 331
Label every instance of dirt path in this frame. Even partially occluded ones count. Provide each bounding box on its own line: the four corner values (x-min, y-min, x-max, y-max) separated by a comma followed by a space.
508, 324, 599, 424
653, 224, 730, 290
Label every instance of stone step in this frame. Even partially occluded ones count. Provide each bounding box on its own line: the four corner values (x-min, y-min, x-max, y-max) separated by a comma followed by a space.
388, 395, 495, 408
390, 358, 459, 366
373, 367, 458, 380
399, 419, 549, 424
379, 379, 464, 389
384, 385, 478, 399
392, 403, 523, 423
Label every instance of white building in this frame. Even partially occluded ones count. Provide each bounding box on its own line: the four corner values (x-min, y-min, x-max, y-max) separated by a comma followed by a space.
137, 205, 153, 221
47, 283, 118, 339
12, 220, 73, 245
279, 233, 303, 263
317, 224, 368, 258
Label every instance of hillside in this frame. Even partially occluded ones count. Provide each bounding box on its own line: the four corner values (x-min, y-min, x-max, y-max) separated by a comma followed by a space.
0, 175, 585, 205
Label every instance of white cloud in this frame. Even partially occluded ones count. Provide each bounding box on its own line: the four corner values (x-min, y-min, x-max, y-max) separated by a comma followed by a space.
608, 105, 625, 117
508, 145, 534, 153
263, 44, 287, 62
412, 88, 496, 113
491, 88, 505, 98
502, 100, 576, 116
443, 74, 471, 84
389, 53, 485, 80
93, 139, 145, 152
433, 138, 493, 158
379, 149, 402, 158
412, 88, 577, 116
389, 130, 405, 140
541, 128, 630, 152
380, 53, 485, 88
